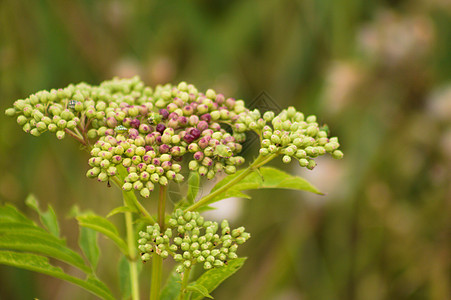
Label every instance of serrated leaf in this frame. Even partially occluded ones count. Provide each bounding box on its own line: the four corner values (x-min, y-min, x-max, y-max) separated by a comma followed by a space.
107, 206, 138, 218
187, 172, 201, 204
0, 250, 114, 300
25, 194, 60, 237
187, 283, 213, 299
118, 255, 131, 300
76, 214, 129, 256
160, 266, 182, 300
0, 204, 33, 224
198, 167, 322, 209
0, 231, 90, 273
79, 227, 99, 270
190, 258, 247, 300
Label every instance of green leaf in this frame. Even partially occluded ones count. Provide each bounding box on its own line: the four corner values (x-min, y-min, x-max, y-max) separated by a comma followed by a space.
118, 255, 131, 300
199, 167, 322, 208
25, 194, 60, 237
0, 230, 90, 273
79, 227, 99, 270
187, 283, 213, 299
186, 172, 201, 204
107, 206, 138, 218
76, 214, 129, 256
160, 266, 182, 300
190, 258, 247, 300
0, 204, 33, 224
0, 250, 114, 300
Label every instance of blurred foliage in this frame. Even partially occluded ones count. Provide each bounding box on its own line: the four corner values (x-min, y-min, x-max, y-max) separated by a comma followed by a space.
1, 0, 450, 299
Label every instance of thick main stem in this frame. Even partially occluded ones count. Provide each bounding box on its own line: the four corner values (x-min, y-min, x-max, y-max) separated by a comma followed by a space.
150, 186, 167, 300
184, 154, 277, 212
124, 205, 140, 300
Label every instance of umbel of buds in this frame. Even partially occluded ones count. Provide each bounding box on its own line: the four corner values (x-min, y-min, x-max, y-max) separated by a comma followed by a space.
239, 107, 344, 169
138, 209, 250, 273
5, 76, 343, 198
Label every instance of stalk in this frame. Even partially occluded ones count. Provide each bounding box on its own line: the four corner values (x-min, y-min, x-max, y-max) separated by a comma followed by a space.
178, 267, 191, 300
124, 201, 140, 300
184, 154, 277, 212
110, 175, 143, 300
150, 186, 167, 300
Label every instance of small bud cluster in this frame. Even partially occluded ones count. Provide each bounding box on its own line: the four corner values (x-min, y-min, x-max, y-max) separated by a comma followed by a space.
138, 209, 250, 273
4, 76, 152, 140
244, 107, 344, 169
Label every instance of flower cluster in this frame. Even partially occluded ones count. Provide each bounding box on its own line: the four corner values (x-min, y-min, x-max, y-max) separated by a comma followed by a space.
5, 77, 255, 196
4, 77, 152, 140
83, 81, 252, 195
138, 209, 250, 273
5, 76, 343, 197
243, 107, 344, 169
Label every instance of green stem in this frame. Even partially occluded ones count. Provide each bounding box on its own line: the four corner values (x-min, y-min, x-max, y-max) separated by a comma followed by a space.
158, 186, 167, 230
111, 174, 155, 223
124, 201, 140, 300
64, 128, 86, 145
150, 186, 167, 300
178, 267, 192, 300
184, 154, 277, 212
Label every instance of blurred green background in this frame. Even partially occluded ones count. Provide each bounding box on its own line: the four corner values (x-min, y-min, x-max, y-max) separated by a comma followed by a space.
1, 0, 450, 299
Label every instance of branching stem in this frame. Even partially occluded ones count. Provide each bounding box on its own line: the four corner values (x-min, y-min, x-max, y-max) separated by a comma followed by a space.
184, 153, 277, 212
150, 186, 167, 300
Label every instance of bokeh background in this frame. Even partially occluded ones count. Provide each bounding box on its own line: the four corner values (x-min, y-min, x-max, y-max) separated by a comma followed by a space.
1, 0, 450, 299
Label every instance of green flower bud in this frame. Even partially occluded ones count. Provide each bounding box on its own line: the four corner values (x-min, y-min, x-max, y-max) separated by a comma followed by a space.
174, 237, 183, 245
56, 130, 65, 140
299, 158, 308, 167
189, 160, 199, 171
181, 242, 190, 251
183, 251, 191, 260
97, 172, 108, 182
307, 159, 316, 170
213, 260, 224, 267
30, 128, 40, 137
190, 242, 199, 251
203, 262, 212, 270
221, 220, 229, 229
36, 121, 47, 132
282, 155, 291, 164
133, 181, 144, 190
228, 252, 238, 259
140, 188, 150, 198
174, 254, 183, 262
306, 115, 317, 123
87, 129, 97, 139
5, 108, 16, 117
332, 150, 344, 159
159, 176, 168, 186
141, 253, 152, 262
224, 165, 236, 174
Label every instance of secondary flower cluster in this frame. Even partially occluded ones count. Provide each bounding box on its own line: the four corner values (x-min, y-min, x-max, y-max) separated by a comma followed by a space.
138, 209, 250, 273
4, 77, 152, 140
243, 107, 344, 169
